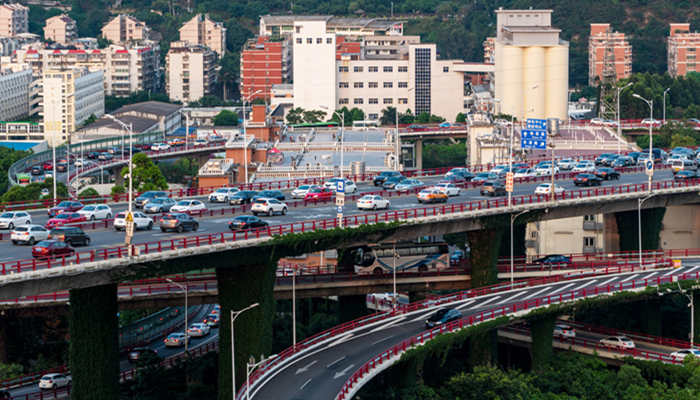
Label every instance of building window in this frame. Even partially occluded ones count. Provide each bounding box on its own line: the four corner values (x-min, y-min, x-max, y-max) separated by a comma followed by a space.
354, 98, 363, 104
295, 26, 301, 34
339, 66, 349, 72
398, 82, 408, 88
414, 47, 432, 114
326, 37, 333, 44
443, 66, 449, 72
369, 66, 378, 72
316, 38, 322, 44
354, 66, 363, 72
339, 98, 349, 104
398, 66, 408, 72
584, 237, 595, 247
354, 82, 363, 88
398, 98, 408, 104
583, 215, 595, 222
383, 66, 393, 72
368, 82, 378, 88
383, 82, 393, 88
368, 113, 378, 120
383, 98, 393, 104
369, 98, 378, 104
296, 38, 302, 44
306, 38, 312, 44
339, 82, 349, 88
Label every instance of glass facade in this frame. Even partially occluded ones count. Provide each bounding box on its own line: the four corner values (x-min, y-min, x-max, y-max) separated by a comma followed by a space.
414, 48, 431, 114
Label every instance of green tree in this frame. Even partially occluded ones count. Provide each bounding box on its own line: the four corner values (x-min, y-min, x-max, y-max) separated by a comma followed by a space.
78, 187, 99, 198
120, 153, 168, 192
286, 107, 304, 125
0, 147, 30, 196
213, 110, 239, 126
416, 111, 431, 123
381, 107, 397, 126
1, 179, 67, 202
456, 112, 467, 123
159, 158, 200, 184
111, 185, 125, 195
302, 110, 327, 123
671, 133, 696, 148
349, 107, 365, 122
219, 52, 240, 101
399, 109, 415, 124
423, 141, 466, 168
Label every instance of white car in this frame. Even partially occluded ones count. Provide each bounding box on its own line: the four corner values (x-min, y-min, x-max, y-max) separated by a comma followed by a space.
558, 158, 576, 170
11, 224, 49, 245
513, 168, 536, 178
151, 143, 170, 151
553, 323, 576, 338
323, 178, 357, 193
590, 117, 605, 125
434, 182, 460, 196
534, 183, 565, 195
291, 185, 320, 199
599, 336, 635, 349
535, 164, 559, 176
38, 373, 71, 390
187, 323, 211, 337
251, 198, 288, 216
114, 211, 153, 231
170, 200, 207, 213
208, 187, 240, 203
572, 161, 595, 172
164, 332, 190, 347
0, 211, 31, 229
77, 204, 112, 220
670, 349, 700, 361
356, 195, 390, 210
74, 158, 86, 168
641, 118, 661, 126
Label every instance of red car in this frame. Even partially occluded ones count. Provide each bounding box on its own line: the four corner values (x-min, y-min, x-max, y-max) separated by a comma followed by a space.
48, 201, 84, 217
32, 240, 75, 259
43, 161, 53, 171
303, 187, 334, 201
45, 212, 86, 229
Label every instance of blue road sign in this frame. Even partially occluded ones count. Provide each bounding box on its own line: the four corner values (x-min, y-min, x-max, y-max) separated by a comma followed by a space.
521, 138, 547, 149
521, 129, 548, 140
336, 180, 345, 193
645, 160, 653, 171
526, 119, 547, 130
337, 206, 343, 213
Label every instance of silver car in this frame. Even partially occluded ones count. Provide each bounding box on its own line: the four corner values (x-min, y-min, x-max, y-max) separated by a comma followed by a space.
208, 187, 239, 203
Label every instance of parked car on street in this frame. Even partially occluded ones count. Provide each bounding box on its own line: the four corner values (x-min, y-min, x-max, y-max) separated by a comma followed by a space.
11, 225, 49, 245
228, 215, 269, 231
32, 240, 75, 259
77, 204, 112, 220
356, 195, 390, 210
251, 198, 288, 216
0, 211, 31, 229
159, 213, 199, 232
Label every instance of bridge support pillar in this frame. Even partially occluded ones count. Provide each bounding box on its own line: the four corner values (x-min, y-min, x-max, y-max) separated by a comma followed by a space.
641, 299, 662, 336
467, 227, 505, 288
113, 168, 124, 186
468, 330, 497, 367
217, 261, 276, 400
530, 315, 555, 371
694, 292, 700, 344
69, 283, 119, 400
614, 207, 666, 251
415, 140, 423, 170
0, 313, 8, 363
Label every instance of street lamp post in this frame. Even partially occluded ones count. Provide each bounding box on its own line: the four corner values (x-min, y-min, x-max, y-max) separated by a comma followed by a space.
319, 106, 346, 177
677, 282, 696, 348
510, 210, 529, 288
104, 115, 134, 254
246, 354, 277, 400
292, 265, 296, 349
242, 90, 263, 185
231, 302, 259, 399
165, 278, 188, 353
392, 243, 399, 310
637, 194, 655, 267
549, 142, 556, 202
616, 82, 633, 154
632, 94, 654, 193
663, 88, 670, 125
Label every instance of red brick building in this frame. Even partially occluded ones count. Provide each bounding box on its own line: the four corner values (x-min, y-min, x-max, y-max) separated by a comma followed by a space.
668, 23, 700, 77
240, 36, 291, 101
588, 23, 632, 85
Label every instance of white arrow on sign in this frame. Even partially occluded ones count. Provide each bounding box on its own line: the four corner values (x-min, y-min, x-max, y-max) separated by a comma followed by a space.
295, 360, 318, 375
333, 364, 355, 379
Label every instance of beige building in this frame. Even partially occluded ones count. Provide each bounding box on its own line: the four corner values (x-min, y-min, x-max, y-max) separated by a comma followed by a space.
0, 3, 27, 37
44, 14, 77, 45
166, 41, 217, 103
493, 8, 569, 121
101, 14, 151, 45
42, 68, 104, 145
259, 15, 404, 38
0, 67, 30, 121
667, 23, 700, 78
588, 23, 632, 86
179, 14, 226, 56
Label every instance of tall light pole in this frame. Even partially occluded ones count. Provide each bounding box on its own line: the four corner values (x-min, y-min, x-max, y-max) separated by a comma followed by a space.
394, 107, 400, 171
319, 106, 346, 177
104, 115, 134, 254
637, 194, 655, 267
663, 88, 670, 125
291, 265, 296, 349
549, 142, 556, 202
165, 278, 188, 353
632, 93, 654, 192
242, 90, 263, 185
616, 82, 633, 154
52, 142, 57, 205
246, 354, 277, 400
231, 302, 259, 399
677, 281, 696, 348
392, 243, 399, 310
510, 209, 529, 288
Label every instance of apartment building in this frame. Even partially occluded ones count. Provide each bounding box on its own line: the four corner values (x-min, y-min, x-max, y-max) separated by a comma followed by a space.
44, 14, 77, 45
179, 14, 226, 56
240, 36, 291, 101
166, 41, 217, 103
42, 68, 104, 145
0, 3, 28, 37
0, 67, 30, 121
101, 15, 151, 44
667, 23, 700, 77
259, 15, 404, 38
588, 23, 632, 85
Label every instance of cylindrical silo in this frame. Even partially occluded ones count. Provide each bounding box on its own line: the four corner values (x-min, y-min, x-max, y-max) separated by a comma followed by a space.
544, 45, 569, 121
523, 46, 546, 120
498, 44, 523, 120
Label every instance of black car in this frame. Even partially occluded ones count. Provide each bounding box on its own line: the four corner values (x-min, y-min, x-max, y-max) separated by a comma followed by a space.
49, 227, 90, 246
134, 191, 168, 208
594, 153, 616, 166
382, 175, 407, 189
98, 152, 113, 161
56, 162, 67, 172
373, 171, 402, 186
254, 190, 285, 201
159, 213, 199, 232
533, 254, 571, 265
87, 151, 100, 159
594, 167, 620, 180
229, 190, 258, 205
674, 170, 697, 180
0, 389, 9, 400
573, 173, 602, 186
229, 215, 269, 231
127, 347, 160, 364
31, 165, 43, 175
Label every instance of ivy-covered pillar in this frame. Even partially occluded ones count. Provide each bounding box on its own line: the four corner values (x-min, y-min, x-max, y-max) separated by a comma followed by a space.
0, 312, 8, 363
468, 329, 497, 368
338, 295, 367, 322
217, 259, 277, 400
467, 226, 506, 288
693, 291, 700, 345
69, 283, 119, 400
614, 207, 666, 251
530, 315, 556, 371
640, 299, 662, 336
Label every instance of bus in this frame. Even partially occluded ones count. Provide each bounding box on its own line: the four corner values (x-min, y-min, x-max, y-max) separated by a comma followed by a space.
352, 120, 379, 129
17, 173, 30, 185
352, 241, 450, 275
289, 121, 339, 129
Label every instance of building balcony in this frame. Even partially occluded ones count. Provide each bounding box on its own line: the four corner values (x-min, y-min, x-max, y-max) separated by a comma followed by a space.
525, 240, 537, 248
582, 221, 603, 231
583, 246, 603, 254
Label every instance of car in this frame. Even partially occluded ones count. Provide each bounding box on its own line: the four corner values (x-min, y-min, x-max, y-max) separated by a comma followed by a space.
553, 323, 576, 338
193, 139, 208, 147
49, 227, 90, 246
480, 181, 506, 197
594, 153, 617, 166
450, 249, 465, 266
590, 117, 605, 125
251, 198, 288, 216
395, 179, 424, 191
572, 161, 595, 173
0, 211, 31, 229
143, 197, 176, 213
435, 182, 460, 196
599, 336, 635, 349
97, 152, 113, 161
105, 146, 120, 155
382, 175, 407, 189
127, 347, 160, 364
671, 159, 698, 174
43, 160, 54, 170
204, 313, 220, 327
254, 190, 286, 201
417, 188, 448, 203
304, 187, 334, 201
38, 373, 71, 390
32, 240, 75, 259
31, 165, 43, 175
324, 178, 357, 193
167, 138, 185, 146
73, 158, 86, 168
48, 201, 84, 217
535, 163, 559, 176
230, 190, 259, 205
87, 152, 100, 160
373, 171, 403, 186
445, 167, 473, 181
45, 212, 86, 229
534, 183, 564, 195
674, 170, 697, 180
513, 168, 536, 178
471, 172, 498, 183
533, 254, 571, 265
77, 204, 112, 220
611, 156, 634, 167
439, 122, 452, 128
208, 187, 240, 203
425, 308, 462, 328
134, 191, 168, 208
229, 215, 269, 231
164, 332, 190, 347
114, 211, 153, 231
187, 323, 211, 337
291, 185, 320, 199
670, 349, 700, 362
641, 118, 661, 126
557, 158, 576, 170
56, 162, 67, 173
595, 167, 620, 180
159, 213, 199, 232
441, 174, 467, 184
573, 173, 603, 186
170, 199, 207, 213
11, 225, 50, 245
151, 143, 171, 151
356, 195, 390, 210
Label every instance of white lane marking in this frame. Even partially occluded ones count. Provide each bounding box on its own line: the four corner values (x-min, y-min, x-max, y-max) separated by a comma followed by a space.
409, 311, 436, 323
369, 317, 406, 333
455, 299, 476, 310
496, 292, 526, 305
295, 360, 317, 375
333, 364, 355, 379
469, 296, 501, 309
522, 286, 552, 300
300, 378, 312, 390
683, 265, 700, 274
637, 272, 658, 281
548, 283, 575, 295
620, 274, 639, 283
597, 277, 618, 287
371, 336, 392, 346
326, 356, 346, 369
662, 268, 678, 276
326, 333, 353, 348
571, 280, 597, 292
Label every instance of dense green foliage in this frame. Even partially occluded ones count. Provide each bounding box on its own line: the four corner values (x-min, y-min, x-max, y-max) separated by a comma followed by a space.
78, 187, 99, 198
158, 158, 199, 184
619, 73, 700, 120
614, 207, 666, 252
422, 140, 466, 168
285, 107, 327, 124
212, 110, 239, 126
120, 153, 168, 192
329, 107, 366, 125
0, 148, 30, 196
634, 121, 700, 148
0, 178, 67, 203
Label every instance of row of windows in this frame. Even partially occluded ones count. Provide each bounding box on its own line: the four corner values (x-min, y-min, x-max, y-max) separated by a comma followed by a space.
296, 37, 334, 45
338, 98, 408, 105
338, 81, 408, 89
339, 65, 409, 73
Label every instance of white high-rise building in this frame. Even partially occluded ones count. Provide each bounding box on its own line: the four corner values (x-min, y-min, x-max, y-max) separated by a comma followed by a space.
0, 66, 30, 121
292, 20, 337, 113
166, 41, 217, 103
